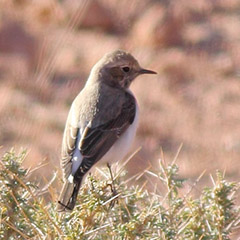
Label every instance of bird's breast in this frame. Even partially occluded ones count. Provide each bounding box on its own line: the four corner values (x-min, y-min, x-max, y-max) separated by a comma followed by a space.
96, 101, 139, 166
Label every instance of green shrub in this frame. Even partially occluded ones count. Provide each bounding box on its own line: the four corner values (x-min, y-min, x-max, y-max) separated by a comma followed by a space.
0, 149, 239, 239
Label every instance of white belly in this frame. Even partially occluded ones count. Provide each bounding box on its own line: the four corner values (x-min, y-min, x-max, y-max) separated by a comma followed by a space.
69, 91, 139, 182
98, 103, 139, 165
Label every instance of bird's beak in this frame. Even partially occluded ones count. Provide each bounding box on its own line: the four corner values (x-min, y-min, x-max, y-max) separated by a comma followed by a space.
139, 68, 157, 75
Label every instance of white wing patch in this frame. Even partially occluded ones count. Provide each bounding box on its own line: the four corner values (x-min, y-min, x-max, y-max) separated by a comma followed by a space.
69, 130, 83, 182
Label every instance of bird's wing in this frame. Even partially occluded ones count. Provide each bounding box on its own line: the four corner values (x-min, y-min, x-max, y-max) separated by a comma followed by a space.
75, 92, 136, 176
61, 91, 136, 180
61, 92, 136, 181
61, 106, 81, 180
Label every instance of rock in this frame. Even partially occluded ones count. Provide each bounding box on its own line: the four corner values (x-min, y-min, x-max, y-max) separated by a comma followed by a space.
70, 0, 116, 32
0, 20, 39, 72
27, 0, 65, 26
131, 3, 188, 47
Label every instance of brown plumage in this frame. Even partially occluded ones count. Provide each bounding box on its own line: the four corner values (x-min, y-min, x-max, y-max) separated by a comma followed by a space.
57, 50, 156, 212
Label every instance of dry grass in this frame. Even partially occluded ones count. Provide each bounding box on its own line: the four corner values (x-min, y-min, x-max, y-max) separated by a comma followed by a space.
0, 149, 239, 239
0, 0, 240, 237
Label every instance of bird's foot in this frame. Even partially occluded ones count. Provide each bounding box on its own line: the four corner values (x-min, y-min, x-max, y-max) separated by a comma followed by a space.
107, 163, 119, 207
88, 172, 96, 192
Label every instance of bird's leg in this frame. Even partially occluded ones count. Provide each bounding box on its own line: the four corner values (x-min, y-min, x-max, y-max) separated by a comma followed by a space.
107, 163, 119, 207
88, 172, 95, 192
107, 163, 116, 194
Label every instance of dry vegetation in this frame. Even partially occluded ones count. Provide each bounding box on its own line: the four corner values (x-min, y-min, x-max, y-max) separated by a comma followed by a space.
0, 0, 240, 238
0, 149, 239, 239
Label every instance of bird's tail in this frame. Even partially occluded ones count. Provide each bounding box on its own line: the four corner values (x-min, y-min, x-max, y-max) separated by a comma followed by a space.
57, 178, 82, 212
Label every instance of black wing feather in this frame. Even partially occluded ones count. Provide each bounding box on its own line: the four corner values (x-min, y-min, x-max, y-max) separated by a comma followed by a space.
74, 92, 136, 179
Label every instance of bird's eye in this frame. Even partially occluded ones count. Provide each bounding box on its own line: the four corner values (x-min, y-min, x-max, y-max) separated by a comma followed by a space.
122, 66, 130, 73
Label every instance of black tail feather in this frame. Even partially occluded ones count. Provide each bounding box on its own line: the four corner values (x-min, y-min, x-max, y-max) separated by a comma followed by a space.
57, 178, 82, 212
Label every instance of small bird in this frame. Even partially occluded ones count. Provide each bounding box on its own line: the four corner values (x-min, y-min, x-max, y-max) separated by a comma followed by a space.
57, 50, 156, 212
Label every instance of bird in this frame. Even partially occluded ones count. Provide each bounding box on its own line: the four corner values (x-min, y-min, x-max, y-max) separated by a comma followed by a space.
57, 49, 156, 212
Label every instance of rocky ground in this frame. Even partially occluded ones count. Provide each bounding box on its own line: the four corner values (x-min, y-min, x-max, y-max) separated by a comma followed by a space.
0, 0, 240, 205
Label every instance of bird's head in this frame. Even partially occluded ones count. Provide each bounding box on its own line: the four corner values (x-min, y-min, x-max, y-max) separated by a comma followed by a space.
92, 50, 157, 89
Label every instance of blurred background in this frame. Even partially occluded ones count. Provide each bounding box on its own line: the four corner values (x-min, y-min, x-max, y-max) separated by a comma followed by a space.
0, 0, 240, 195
